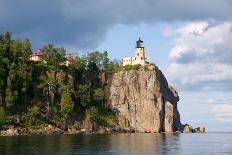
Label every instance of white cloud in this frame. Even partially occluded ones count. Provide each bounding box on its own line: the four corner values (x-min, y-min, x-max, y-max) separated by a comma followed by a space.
212, 104, 232, 122
167, 62, 232, 84
166, 21, 232, 89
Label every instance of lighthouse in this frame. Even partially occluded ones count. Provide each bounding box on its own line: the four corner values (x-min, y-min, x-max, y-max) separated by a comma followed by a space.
122, 38, 147, 66
134, 38, 146, 65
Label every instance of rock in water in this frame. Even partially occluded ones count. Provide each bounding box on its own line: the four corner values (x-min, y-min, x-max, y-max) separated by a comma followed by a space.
108, 66, 182, 133
183, 124, 193, 133
194, 127, 206, 133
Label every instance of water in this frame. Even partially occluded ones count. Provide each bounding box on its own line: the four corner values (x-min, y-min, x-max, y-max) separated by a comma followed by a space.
0, 133, 231, 155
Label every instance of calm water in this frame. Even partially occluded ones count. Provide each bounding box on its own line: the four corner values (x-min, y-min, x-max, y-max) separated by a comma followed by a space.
0, 133, 231, 155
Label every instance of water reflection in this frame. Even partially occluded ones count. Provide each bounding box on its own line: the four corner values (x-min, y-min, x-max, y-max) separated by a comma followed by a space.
0, 133, 231, 154
109, 133, 180, 155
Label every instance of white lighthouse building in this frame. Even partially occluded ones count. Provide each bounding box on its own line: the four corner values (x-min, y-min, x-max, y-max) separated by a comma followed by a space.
122, 38, 148, 66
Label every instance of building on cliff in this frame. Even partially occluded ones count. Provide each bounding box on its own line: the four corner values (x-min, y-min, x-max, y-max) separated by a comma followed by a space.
30, 49, 45, 62
30, 49, 74, 66
122, 38, 149, 66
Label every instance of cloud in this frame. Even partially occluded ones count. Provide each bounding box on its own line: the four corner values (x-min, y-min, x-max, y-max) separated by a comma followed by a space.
1, 0, 232, 50
212, 104, 232, 122
166, 21, 232, 91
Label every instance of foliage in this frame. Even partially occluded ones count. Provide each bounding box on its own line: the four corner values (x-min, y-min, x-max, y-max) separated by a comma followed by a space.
86, 106, 116, 126
123, 64, 141, 71
144, 64, 155, 71
0, 107, 6, 128
24, 106, 43, 127
0, 31, 124, 129
92, 88, 104, 103
75, 84, 91, 107
5, 77, 16, 109
60, 85, 74, 118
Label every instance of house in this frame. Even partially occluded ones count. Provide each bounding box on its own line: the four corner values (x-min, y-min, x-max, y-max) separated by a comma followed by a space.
30, 50, 74, 66
30, 49, 45, 62
122, 38, 149, 66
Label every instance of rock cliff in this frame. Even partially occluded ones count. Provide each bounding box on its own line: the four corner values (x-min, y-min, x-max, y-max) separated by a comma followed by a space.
107, 66, 182, 133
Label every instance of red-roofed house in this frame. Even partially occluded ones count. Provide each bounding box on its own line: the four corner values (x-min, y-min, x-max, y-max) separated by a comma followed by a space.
30, 49, 45, 62
30, 50, 74, 66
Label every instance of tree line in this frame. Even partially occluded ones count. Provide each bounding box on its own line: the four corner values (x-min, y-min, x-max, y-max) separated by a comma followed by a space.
0, 32, 121, 130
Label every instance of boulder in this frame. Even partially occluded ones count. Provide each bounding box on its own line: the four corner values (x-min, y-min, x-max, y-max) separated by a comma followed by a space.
3, 128, 19, 136
183, 124, 193, 133
194, 127, 206, 133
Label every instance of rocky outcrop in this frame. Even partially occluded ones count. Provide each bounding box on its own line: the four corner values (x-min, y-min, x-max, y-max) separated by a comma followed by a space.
107, 66, 182, 133
194, 127, 206, 133
183, 124, 194, 133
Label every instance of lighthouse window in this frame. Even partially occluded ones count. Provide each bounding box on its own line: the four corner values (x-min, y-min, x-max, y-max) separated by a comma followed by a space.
141, 57, 143, 60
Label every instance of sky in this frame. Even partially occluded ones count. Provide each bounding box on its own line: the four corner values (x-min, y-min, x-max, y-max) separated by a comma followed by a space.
1, 0, 232, 132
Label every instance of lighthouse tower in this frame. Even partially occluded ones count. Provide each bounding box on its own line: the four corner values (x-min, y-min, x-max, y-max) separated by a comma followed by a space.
135, 38, 146, 65
122, 38, 148, 66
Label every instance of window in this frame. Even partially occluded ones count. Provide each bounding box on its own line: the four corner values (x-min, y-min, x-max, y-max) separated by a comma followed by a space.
141, 57, 143, 60
137, 53, 139, 56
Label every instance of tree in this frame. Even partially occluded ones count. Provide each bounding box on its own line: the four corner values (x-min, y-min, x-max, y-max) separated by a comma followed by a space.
0, 32, 12, 107
22, 39, 32, 63
75, 84, 91, 107
42, 44, 66, 105
0, 107, 6, 129
60, 85, 74, 130
42, 44, 65, 82
5, 76, 17, 109
92, 88, 104, 104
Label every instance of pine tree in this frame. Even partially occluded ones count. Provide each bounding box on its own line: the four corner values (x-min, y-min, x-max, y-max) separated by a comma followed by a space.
60, 85, 74, 130
0, 107, 6, 129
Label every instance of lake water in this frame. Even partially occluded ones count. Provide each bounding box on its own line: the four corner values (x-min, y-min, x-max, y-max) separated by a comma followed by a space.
0, 133, 231, 155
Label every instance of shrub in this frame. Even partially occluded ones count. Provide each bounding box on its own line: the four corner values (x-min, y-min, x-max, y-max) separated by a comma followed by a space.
25, 106, 43, 127
144, 64, 155, 71
92, 88, 104, 103
86, 106, 116, 127
124, 64, 141, 71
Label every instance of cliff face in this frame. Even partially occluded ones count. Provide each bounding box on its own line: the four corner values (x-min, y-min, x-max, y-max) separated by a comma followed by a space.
107, 66, 182, 133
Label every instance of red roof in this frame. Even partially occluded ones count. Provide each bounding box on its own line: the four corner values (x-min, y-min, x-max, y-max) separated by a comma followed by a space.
32, 50, 44, 56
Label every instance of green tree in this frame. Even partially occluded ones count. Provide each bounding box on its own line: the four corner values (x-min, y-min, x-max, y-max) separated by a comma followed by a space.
0, 107, 6, 129
5, 76, 18, 109
42, 44, 65, 81
0, 32, 12, 107
75, 84, 91, 107
60, 85, 74, 130
21, 39, 32, 63
92, 88, 104, 104
42, 44, 66, 105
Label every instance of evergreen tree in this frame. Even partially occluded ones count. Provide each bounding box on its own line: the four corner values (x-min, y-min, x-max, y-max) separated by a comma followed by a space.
5, 76, 16, 109
75, 84, 91, 107
0, 107, 6, 129
60, 85, 74, 130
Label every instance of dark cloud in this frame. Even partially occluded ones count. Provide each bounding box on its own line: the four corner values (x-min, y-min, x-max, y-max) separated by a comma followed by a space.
1, 0, 232, 50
